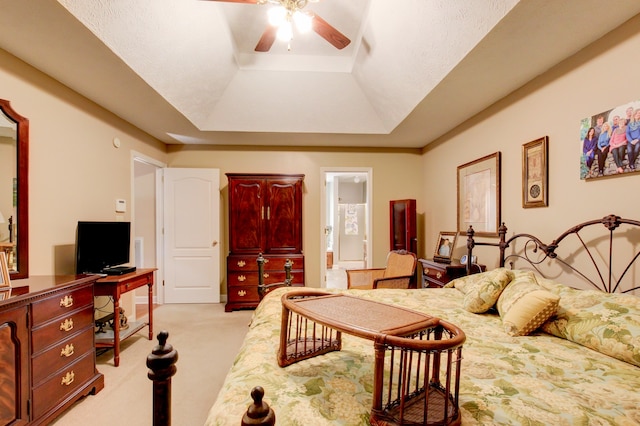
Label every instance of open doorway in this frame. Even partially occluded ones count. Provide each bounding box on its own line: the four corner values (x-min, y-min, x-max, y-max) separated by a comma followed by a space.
321, 168, 372, 289
132, 152, 166, 309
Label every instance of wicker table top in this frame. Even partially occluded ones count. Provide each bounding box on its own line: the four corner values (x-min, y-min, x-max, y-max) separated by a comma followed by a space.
282, 291, 439, 341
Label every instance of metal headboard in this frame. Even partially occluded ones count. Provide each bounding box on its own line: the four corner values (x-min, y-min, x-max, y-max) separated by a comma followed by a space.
466, 214, 640, 294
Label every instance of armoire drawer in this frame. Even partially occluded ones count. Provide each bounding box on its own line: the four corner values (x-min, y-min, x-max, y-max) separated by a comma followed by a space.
226, 285, 260, 304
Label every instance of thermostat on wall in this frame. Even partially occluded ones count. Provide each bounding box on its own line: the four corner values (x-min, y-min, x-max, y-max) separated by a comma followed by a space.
115, 199, 126, 213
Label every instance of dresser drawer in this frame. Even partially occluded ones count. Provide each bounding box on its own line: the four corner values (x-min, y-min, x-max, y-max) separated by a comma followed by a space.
31, 285, 93, 326
32, 327, 95, 385
228, 254, 304, 272
227, 256, 259, 272
226, 285, 260, 304
31, 305, 94, 354
228, 271, 259, 286
32, 351, 96, 419
260, 255, 304, 271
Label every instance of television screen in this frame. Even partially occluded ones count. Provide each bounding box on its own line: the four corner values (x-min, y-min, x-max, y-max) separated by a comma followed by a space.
76, 221, 131, 274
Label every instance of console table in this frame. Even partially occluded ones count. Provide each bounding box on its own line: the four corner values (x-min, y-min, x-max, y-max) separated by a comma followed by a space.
278, 289, 465, 425
94, 268, 156, 366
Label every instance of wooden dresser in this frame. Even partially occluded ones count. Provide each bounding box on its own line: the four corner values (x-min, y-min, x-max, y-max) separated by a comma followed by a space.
0, 275, 104, 425
225, 173, 305, 311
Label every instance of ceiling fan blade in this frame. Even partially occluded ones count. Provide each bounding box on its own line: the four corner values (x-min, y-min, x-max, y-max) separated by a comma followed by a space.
255, 26, 277, 52
310, 13, 351, 50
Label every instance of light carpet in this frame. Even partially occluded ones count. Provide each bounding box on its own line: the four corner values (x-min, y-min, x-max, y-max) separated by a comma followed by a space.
52, 303, 254, 426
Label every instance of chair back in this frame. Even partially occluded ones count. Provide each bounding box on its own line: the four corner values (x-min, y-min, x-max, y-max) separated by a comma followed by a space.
383, 250, 417, 278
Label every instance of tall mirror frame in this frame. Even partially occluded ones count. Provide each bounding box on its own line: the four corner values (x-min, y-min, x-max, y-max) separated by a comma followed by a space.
0, 99, 28, 279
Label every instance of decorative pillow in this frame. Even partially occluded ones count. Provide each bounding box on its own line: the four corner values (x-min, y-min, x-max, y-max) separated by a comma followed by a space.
445, 268, 514, 313
445, 268, 513, 294
496, 271, 560, 336
538, 277, 640, 367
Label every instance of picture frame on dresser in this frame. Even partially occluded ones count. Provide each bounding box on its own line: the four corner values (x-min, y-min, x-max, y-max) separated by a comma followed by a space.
457, 152, 501, 237
522, 136, 549, 208
0, 252, 10, 288
433, 231, 456, 264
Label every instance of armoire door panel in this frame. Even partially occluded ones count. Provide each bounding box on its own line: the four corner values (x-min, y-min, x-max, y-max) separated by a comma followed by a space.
266, 180, 302, 253
229, 180, 264, 252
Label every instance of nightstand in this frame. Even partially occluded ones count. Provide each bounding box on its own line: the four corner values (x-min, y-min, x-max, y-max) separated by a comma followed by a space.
418, 258, 486, 288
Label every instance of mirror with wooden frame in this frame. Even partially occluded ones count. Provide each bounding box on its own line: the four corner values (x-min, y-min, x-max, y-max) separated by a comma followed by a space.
0, 99, 28, 279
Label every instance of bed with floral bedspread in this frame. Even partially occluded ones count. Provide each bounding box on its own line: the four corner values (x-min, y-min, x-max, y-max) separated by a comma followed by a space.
206, 268, 640, 425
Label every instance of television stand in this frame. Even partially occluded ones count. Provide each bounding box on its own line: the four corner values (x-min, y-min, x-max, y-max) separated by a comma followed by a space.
103, 265, 137, 275
94, 268, 156, 366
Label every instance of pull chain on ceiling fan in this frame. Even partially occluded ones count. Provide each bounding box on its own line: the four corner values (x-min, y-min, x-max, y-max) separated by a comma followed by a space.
204, 0, 351, 52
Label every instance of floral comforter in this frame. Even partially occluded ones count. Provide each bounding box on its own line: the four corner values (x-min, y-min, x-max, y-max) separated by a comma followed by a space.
206, 286, 640, 425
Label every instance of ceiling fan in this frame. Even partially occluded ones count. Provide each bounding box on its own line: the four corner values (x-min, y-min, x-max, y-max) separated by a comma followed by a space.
205, 0, 351, 52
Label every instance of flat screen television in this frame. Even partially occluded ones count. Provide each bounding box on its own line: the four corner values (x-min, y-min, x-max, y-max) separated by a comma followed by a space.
75, 221, 133, 274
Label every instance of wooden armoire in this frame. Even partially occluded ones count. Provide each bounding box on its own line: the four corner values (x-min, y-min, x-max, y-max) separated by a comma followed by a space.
225, 173, 305, 312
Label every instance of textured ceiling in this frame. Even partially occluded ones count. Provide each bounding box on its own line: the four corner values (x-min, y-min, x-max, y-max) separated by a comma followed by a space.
0, 0, 639, 148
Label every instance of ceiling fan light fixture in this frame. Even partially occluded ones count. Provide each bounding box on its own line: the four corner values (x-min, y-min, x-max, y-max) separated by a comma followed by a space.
293, 11, 312, 33
267, 6, 287, 27
276, 20, 293, 42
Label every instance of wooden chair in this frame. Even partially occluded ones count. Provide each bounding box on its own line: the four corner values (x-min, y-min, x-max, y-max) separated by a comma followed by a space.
346, 250, 417, 289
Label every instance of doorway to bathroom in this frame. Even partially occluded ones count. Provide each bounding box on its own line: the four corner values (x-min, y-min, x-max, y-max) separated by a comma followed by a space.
321, 168, 372, 289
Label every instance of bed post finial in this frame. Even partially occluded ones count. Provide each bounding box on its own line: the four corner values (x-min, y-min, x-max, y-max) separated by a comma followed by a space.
241, 386, 276, 426
466, 226, 475, 275
147, 330, 179, 426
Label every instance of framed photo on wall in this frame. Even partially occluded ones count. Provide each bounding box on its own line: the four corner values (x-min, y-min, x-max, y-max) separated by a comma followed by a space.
434, 231, 457, 263
457, 152, 501, 237
522, 136, 549, 208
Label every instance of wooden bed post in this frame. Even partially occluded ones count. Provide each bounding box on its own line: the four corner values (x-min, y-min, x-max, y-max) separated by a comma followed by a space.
242, 386, 276, 425
147, 330, 179, 426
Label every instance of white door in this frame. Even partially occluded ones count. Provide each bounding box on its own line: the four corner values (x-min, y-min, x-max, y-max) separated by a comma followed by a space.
163, 168, 220, 303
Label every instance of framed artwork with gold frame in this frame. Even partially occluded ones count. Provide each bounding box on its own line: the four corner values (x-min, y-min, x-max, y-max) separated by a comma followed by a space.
522, 136, 549, 208
457, 152, 501, 237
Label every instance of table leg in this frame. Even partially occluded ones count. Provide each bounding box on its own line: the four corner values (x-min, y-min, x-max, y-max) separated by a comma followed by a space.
147, 281, 153, 340
113, 296, 120, 367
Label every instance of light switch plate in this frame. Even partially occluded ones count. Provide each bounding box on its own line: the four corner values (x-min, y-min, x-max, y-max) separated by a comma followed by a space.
115, 199, 126, 213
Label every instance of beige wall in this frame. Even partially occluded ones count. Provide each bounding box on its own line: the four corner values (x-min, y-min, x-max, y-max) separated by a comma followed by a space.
422, 14, 640, 284
167, 146, 424, 291
0, 49, 167, 277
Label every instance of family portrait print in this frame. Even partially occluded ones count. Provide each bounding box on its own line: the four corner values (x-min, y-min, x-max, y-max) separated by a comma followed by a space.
580, 100, 640, 179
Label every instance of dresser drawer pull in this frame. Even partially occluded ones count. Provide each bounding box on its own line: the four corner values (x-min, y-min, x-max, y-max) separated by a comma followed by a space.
61, 371, 75, 386
436, 272, 442, 279
424, 268, 430, 275
60, 295, 74, 308
238, 290, 246, 297
60, 344, 75, 358
263, 258, 269, 264
238, 275, 246, 282
263, 273, 269, 279
237, 260, 246, 268
60, 318, 74, 332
